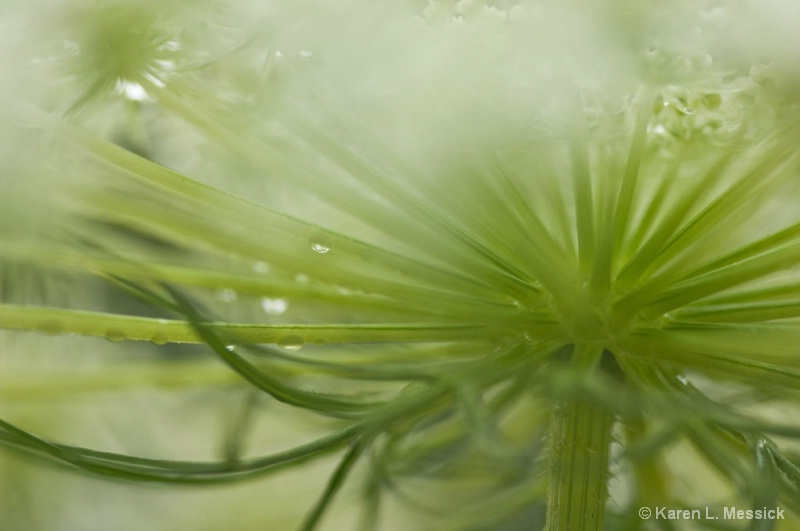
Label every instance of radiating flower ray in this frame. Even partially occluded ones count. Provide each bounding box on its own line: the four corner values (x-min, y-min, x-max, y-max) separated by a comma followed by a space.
675, 300, 800, 323
0, 304, 514, 346
618, 139, 796, 290
640, 250, 800, 319
267, 100, 565, 302
28, 106, 573, 345
486, 155, 575, 266
69, 105, 552, 312
619, 335, 800, 390
676, 209, 800, 273
700, 281, 800, 307
624, 323, 800, 367
615, 144, 737, 287
499, 143, 582, 265
131, 79, 554, 304
565, 130, 596, 278
621, 145, 686, 258
29, 108, 515, 301
195, 64, 579, 303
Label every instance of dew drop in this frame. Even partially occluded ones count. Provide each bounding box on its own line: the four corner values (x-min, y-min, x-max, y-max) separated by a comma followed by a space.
310, 233, 332, 254
225, 345, 236, 352
105, 328, 126, 342
666, 98, 694, 115
151, 332, 169, 345
277, 335, 304, 351
261, 297, 288, 315
294, 273, 310, 284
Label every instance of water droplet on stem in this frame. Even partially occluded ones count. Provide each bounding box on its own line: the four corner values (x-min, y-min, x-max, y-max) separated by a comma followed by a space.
310, 233, 332, 254
151, 332, 169, 345
105, 328, 126, 342
277, 335, 304, 351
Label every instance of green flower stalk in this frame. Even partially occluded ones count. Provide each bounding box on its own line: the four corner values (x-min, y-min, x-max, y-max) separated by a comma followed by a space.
3, 1, 800, 530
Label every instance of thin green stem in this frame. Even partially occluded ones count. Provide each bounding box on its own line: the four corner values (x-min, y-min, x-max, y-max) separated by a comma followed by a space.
0, 304, 509, 345
301, 434, 372, 531
673, 299, 800, 323
0, 416, 361, 484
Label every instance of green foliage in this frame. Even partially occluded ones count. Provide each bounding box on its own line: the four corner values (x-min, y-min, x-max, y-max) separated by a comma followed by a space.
3, 1, 800, 530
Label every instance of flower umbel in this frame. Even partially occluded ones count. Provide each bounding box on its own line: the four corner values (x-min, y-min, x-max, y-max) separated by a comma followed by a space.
2, 1, 800, 530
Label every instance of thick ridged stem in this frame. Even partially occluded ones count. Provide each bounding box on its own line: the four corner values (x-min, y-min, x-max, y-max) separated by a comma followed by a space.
545, 343, 615, 531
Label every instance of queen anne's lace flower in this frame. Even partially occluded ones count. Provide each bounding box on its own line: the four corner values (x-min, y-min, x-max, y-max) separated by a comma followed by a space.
2, 1, 800, 530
